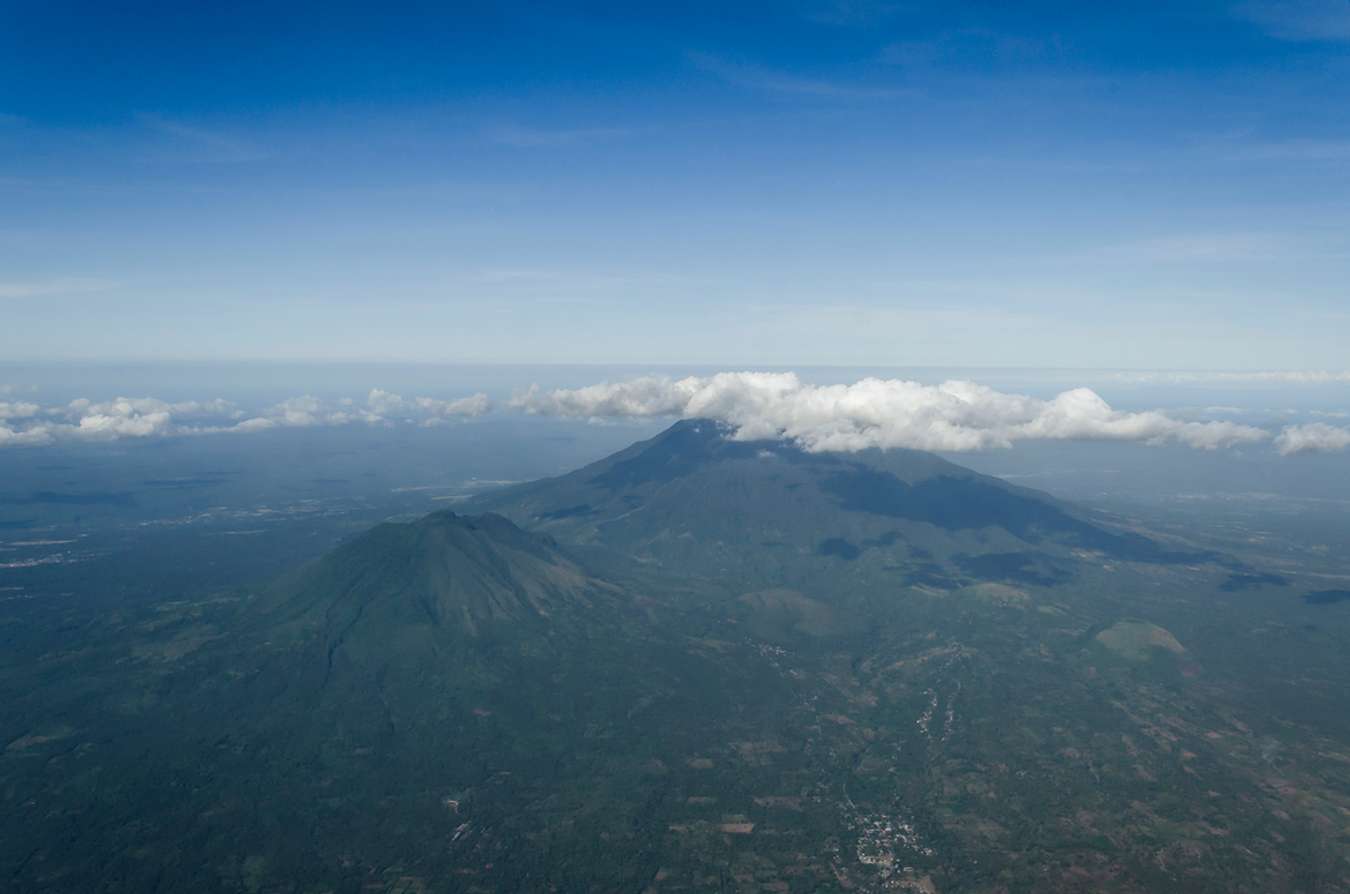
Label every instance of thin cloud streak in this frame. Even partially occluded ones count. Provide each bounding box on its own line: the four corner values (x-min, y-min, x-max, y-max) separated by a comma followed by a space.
483, 123, 641, 148
687, 52, 913, 99
1115, 370, 1350, 384
0, 278, 115, 299
1227, 137, 1350, 161
1237, 0, 1350, 42
137, 113, 269, 164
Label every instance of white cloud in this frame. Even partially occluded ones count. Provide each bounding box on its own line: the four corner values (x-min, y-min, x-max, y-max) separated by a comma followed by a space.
0, 426, 53, 447
0, 401, 40, 420
0, 389, 490, 448
364, 388, 406, 417
1275, 423, 1350, 455
266, 395, 382, 427
365, 388, 490, 420
240, 390, 487, 431
415, 392, 491, 418
513, 372, 1272, 453
65, 396, 241, 421
231, 417, 276, 433
74, 410, 174, 440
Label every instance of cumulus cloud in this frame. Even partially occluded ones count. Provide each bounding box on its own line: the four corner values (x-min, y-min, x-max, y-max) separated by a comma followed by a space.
0, 395, 247, 446
4, 375, 1339, 462
231, 416, 277, 433
0, 389, 490, 448
239, 390, 489, 430
0, 425, 54, 448
240, 390, 486, 430
0, 401, 40, 420
420, 392, 491, 417
513, 372, 1272, 453
67, 396, 241, 422
265, 395, 382, 428
1274, 423, 1350, 455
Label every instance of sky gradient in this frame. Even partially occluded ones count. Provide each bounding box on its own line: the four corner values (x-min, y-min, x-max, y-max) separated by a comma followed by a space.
3, 1, 1349, 367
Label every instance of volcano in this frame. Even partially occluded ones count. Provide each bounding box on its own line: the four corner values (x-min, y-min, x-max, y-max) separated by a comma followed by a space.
5, 421, 1325, 894
469, 419, 1191, 593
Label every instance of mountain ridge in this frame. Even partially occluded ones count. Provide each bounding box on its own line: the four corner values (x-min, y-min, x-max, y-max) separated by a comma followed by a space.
468, 418, 1197, 593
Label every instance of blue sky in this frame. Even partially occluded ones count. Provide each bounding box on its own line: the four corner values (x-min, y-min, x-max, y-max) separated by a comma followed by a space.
3, 1, 1349, 367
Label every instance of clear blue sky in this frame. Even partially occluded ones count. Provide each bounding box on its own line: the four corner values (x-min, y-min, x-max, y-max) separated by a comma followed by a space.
3, 1, 1348, 367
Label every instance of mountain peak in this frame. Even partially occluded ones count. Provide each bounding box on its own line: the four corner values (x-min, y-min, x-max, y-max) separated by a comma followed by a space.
471, 420, 1191, 589
262, 510, 611, 646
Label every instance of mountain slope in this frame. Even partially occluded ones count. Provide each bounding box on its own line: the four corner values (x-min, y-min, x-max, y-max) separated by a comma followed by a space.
261, 510, 614, 644
1, 511, 799, 892
5, 429, 1348, 894
470, 419, 1191, 592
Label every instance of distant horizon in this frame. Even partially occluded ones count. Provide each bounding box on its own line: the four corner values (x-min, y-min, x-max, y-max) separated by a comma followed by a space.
6, 358, 1350, 373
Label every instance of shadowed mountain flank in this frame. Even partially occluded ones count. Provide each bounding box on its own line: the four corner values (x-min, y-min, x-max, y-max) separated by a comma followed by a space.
470, 419, 1197, 587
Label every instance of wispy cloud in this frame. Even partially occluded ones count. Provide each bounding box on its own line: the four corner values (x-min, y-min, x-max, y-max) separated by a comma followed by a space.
1094, 232, 1295, 263
137, 114, 268, 164
877, 30, 1052, 69
0, 278, 115, 300
483, 123, 640, 148
1115, 370, 1350, 384
688, 52, 912, 100
467, 267, 659, 291
1227, 137, 1350, 161
1237, 0, 1350, 42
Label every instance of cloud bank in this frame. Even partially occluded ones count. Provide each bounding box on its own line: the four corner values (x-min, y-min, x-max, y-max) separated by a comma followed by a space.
3, 373, 1345, 459
1274, 423, 1350, 455
513, 372, 1272, 452
0, 389, 490, 448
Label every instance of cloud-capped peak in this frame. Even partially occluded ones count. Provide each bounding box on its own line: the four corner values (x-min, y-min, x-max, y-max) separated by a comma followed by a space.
513, 372, 1272, 453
